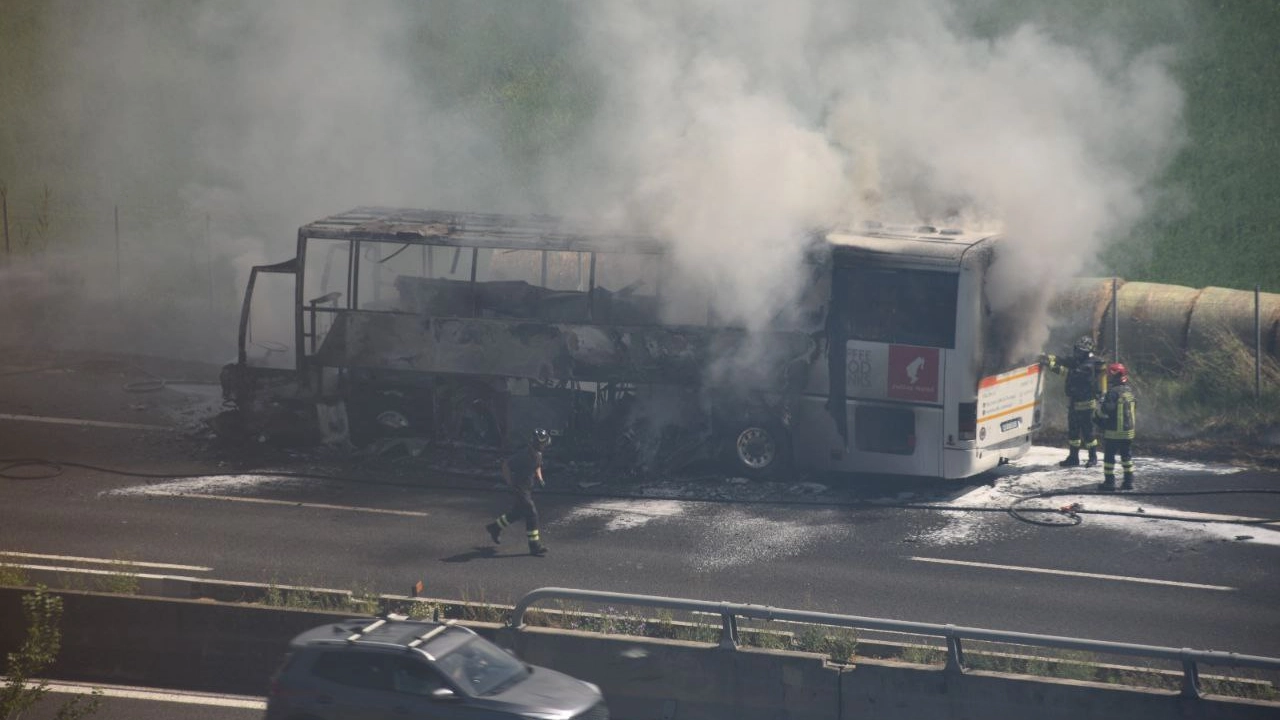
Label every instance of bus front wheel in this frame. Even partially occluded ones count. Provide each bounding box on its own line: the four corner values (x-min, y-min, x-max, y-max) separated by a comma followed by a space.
724, 421, 790, 479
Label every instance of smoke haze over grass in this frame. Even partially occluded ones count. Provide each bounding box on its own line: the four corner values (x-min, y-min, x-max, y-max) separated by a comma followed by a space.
0, 0, 1189, 358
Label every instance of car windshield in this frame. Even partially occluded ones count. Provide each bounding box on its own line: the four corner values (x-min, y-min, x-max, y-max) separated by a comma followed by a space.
431, 634, 528, 696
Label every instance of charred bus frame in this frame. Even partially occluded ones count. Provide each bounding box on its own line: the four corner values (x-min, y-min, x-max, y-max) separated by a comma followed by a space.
221, 207, 1042, 478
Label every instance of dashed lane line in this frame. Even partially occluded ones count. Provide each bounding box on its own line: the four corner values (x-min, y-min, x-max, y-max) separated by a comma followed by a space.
910, 556, 1235, 591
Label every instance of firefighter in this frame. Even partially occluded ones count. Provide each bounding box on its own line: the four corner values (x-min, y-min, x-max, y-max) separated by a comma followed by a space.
485, 428, 551, 555
1040, 336, 1107, 467
1094, 362, 1137, 491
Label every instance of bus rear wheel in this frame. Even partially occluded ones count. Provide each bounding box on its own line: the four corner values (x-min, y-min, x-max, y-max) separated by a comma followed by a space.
724, 421, 789, 479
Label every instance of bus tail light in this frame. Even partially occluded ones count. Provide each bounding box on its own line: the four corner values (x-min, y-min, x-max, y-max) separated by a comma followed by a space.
958, 402, 976, 441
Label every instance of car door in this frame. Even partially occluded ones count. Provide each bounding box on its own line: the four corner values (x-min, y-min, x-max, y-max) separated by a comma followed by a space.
307, 649, 399, 720
384, 655, 488, 720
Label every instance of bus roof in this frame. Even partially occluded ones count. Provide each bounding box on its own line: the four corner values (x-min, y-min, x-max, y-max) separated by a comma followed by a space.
825, 225, 1000, 267
300, 207, 999, 265
300, 207, 667, 254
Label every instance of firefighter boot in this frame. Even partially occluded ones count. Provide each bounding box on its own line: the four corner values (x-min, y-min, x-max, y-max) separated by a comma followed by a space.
527, 529, 547, 555
485, 522, 502, 545
1058, 447, 1080, 467
1121, 473, 1134, 491
1098, 475, 1117, 492
1084, 447, 1098, 468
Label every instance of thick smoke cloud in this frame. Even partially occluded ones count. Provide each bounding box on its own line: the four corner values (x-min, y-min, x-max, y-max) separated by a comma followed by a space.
0, 0, 1187, 362
558, 0, 1186, 346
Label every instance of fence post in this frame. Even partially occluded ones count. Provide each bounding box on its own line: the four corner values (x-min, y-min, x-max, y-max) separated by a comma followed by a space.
114, 204, 121, 299
1179, 650, 1202, 699
1111, 277, 1120, 361
719, 607, 739, 649
1257, 283, 1263, 402
944, 625, 965, 673
2, 183, 9, 265
207, 213, 214, 318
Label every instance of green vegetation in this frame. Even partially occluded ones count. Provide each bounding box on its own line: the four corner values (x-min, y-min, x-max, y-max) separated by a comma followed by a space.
1135, 335, 1280, 443
93, 561, 140, 596
0, 564, 28, 587
1121, 1, 1280, 294
964, 0, 1280, 294
0, 587, 102, 720
261, 582, 379, 615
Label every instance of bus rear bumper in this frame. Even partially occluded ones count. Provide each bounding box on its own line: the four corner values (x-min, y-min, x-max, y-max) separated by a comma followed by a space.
944, 433, 1033, 478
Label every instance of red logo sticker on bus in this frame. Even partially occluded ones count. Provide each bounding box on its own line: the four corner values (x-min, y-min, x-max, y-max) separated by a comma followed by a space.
888, 345, 939, 402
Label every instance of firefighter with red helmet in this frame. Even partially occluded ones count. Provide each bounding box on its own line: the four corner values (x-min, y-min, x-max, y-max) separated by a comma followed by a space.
1094, 363, 1137, 491
1041, 336, 1108, 467
485, 428, 552, 555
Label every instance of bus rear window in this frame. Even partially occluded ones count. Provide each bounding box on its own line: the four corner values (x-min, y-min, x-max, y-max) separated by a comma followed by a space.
842, 267, 958, 348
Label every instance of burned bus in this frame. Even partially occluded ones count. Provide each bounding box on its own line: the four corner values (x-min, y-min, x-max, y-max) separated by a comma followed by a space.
220, 207, 1042, 479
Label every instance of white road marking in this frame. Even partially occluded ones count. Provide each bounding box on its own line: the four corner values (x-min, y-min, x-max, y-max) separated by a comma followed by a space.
157, 493, 430, 517
2, 564, 203, 582
0, 412, 173, 432
7, 678, 266, 709
911, 556, 1236, 591
0, 551, 211, 572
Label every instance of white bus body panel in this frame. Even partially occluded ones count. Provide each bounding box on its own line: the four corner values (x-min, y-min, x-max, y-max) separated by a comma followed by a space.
792, 396, 945, 477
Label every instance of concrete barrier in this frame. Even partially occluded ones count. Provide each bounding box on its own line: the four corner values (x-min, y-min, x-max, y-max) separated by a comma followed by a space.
501, 626, 841, 720
1, 586, 1276, 720
839, 660, 1278, 720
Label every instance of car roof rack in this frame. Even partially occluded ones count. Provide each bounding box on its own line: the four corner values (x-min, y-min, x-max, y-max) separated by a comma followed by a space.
346, 618, 388, 643
407, 619, 455, 648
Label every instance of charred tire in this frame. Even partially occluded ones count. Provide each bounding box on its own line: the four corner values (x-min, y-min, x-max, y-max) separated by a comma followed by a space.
723, 420, 790, 479
348, 393, 424, 447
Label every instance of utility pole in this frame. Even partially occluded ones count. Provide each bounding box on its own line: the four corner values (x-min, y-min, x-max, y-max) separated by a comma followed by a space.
2, 183, 9, 266
114, 205, 121, 298
1257, 283, 1263, 402
206, 213, 214, 318
1111, 277, 1120, 361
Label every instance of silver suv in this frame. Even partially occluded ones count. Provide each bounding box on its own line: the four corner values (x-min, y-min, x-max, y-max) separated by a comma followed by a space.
266, 615, 608, 720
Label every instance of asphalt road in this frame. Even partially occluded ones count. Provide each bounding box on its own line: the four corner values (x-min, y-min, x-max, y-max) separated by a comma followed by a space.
2, 353, 1278, 666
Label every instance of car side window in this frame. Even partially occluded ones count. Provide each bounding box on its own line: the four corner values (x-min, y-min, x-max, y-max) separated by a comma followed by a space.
311, 650, 394, 692
390, 656, 446, 696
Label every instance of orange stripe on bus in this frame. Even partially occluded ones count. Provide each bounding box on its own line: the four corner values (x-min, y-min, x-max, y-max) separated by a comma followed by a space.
978, 364, 1041, 389
978, 401, 1038, 423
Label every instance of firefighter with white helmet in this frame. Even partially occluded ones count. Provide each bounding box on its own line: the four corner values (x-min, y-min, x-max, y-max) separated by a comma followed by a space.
1040, 336, 1108, 467
1094, 363, 1137, 491
485, 429, 552, 555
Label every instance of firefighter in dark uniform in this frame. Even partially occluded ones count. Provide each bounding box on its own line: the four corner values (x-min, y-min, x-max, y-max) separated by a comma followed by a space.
1041, 336, 1108, 467
485, 428, 551, 555
1094, 362, 1137, 491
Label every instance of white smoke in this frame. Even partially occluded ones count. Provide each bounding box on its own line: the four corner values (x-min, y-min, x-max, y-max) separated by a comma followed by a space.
0, 0, 1188, 357
556, 0, 1186, 336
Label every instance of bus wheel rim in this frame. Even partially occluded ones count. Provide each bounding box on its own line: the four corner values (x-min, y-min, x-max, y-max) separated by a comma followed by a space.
736, 427, 775, 469
376, 410, 410, 430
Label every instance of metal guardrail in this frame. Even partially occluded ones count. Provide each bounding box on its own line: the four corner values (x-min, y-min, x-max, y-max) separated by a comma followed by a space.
509, 587, 1280, 699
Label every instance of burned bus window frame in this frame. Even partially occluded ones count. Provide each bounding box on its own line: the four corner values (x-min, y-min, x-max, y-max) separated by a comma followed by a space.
841, 266, 958, 349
